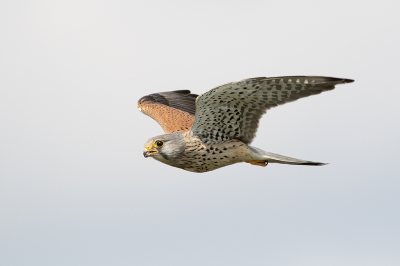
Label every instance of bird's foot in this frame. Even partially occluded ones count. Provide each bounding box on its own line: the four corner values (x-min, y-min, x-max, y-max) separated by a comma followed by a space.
246, 160, 268, 167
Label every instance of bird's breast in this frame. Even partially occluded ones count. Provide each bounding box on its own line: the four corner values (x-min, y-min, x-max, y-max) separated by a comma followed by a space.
177, 138, 251, 172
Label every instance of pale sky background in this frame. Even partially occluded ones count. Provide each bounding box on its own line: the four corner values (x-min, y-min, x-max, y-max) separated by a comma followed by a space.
1, 0, 399, 265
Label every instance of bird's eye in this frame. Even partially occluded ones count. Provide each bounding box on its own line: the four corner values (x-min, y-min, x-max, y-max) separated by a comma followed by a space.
154, 140, 164, 147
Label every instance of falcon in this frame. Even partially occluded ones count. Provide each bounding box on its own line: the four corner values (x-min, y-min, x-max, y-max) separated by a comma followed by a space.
138, 76, 354, 173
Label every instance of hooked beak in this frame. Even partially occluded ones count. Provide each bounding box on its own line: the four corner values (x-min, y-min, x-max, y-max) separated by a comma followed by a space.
143, 145, 159, 158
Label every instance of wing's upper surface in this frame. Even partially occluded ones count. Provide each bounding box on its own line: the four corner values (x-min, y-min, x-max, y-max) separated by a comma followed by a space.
190, 76, 354, 144
138, 90, 198, 133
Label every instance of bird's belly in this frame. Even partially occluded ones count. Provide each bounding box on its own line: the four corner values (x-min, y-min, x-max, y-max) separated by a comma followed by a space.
176, 140, 252, 173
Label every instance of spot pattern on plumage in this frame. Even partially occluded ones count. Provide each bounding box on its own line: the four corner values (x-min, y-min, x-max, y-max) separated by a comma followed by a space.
191, 76, 351, 144
162, 134, 249, 172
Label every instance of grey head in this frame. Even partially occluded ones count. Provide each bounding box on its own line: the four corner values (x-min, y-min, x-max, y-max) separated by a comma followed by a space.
143, 132, 186, 162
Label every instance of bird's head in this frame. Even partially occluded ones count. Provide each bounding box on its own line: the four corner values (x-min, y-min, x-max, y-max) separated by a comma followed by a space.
143, 132, 186, 161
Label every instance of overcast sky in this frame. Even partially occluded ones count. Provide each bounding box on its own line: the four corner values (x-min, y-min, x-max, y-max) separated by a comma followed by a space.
1, 0, 399, 265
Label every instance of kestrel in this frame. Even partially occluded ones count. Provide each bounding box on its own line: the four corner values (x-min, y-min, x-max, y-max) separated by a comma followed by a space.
138, 76, 354, 173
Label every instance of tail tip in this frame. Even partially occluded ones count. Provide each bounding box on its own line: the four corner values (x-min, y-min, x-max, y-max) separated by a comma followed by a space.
301, 162, 328, 166
343, 78, 354, 83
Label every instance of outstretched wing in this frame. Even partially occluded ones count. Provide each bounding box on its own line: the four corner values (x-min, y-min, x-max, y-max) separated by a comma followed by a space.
190, 76, 354, 144
138, 90, 198, 133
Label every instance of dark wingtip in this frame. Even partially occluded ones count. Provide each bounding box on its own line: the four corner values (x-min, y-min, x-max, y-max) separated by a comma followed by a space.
172, 90, 192, 95
138, 95, 155, 105
138, 90, 198, 116
171, 90, 199, 98
324, 77, 354, 84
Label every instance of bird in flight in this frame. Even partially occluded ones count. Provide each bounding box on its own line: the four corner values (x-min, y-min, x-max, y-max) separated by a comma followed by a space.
138, 76, 354, 173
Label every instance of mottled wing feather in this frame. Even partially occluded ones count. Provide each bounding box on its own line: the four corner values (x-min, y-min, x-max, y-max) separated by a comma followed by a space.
138, 90, 198, 133
191, 76, 354, 144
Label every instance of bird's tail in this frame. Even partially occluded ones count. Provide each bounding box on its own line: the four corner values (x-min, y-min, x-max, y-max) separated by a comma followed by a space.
246, 146, 326, 166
